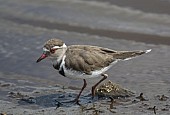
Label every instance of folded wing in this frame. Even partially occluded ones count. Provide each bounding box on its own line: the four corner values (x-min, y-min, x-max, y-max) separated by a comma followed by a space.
65, 45, 150, 74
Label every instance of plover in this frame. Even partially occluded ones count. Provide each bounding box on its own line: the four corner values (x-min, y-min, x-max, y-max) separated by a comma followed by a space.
36, 38, 151, 104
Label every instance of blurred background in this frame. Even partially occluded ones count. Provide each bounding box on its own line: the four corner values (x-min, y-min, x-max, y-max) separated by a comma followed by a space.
0, 0, 170, 90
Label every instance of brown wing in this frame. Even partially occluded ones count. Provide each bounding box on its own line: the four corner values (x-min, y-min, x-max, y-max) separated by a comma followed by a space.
65, 45, 116, 74
111, 50, 146, 60
65, 45, 148, 74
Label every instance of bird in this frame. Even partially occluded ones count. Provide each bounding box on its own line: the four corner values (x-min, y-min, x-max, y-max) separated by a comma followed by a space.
36, 38, 151, 104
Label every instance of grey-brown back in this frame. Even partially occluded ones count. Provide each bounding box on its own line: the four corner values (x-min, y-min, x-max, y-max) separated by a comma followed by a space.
64, 45, 146, 74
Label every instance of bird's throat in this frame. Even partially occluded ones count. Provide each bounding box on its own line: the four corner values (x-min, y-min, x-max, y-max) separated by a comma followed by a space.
53, 53, 66, 70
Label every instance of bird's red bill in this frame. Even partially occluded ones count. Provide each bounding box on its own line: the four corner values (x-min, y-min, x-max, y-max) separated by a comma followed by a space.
36, 54, 47, 63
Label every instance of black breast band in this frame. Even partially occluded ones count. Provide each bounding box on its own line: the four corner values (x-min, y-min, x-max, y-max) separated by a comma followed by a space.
59, 66, 65, 77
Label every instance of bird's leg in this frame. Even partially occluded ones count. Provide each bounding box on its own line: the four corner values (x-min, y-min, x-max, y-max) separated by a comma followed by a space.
91, 73, 108, 98
74, 79, 87, 105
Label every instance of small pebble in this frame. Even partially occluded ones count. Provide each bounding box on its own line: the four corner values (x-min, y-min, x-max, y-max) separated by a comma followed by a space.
161, 108, 169, 111
58, 94, 65, 98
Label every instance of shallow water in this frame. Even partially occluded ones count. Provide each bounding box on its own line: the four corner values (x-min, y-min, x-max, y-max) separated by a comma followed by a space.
0, 0, 169, 90
0, 0, 170, 91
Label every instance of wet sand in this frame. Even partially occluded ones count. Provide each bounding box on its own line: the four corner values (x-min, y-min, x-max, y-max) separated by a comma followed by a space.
0, 0, 170, 115
0, 72, 170, 115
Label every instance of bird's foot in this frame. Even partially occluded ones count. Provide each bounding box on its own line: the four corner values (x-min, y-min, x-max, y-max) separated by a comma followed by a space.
60, 98, 81, 105
73, 99, 81, 105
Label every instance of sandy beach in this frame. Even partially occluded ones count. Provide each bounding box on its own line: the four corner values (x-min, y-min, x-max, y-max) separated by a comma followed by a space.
0, 0, 170, 114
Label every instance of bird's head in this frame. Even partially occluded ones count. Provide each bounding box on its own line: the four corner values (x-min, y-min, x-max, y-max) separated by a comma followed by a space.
36, 38, 67, 63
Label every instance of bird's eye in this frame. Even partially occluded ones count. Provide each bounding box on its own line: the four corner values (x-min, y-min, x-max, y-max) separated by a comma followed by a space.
50, 49, 56, 54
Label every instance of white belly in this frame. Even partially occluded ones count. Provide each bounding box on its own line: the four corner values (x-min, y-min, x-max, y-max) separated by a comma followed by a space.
63, 60, 118, 79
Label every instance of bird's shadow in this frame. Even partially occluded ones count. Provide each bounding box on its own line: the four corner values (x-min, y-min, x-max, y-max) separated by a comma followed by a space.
18, 92, 104, 108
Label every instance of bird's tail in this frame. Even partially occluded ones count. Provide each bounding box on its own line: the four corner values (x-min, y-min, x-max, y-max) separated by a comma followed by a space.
113, 49, 152, 60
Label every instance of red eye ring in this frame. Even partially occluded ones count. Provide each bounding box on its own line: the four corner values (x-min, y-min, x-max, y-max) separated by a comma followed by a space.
50, 49, 56, 54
